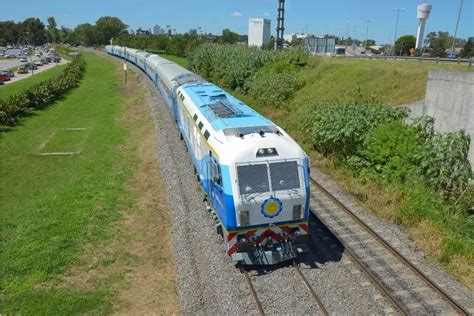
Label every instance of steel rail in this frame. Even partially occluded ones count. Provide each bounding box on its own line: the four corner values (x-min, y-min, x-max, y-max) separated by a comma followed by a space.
310, 176, 469, 315
241, 268, 265, 315
293, 261, 329, 316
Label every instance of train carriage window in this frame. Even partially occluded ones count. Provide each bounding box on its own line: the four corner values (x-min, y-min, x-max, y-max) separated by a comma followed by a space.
204, 130, 210, 140
198, 122, 204, 130
269, 161, 300, 191
237, 164, 270, 195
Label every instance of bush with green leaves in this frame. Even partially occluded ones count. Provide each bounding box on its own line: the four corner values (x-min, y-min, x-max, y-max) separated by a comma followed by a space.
0, 56, 85, 126
188, 43, 309, 90
349, 121, 422, 183
303, 101, 408, 157
417, 129, 472, 200
244, 60, 304, 108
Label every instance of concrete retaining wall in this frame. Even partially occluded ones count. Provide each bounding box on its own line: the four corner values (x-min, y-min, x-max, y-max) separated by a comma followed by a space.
423, 69, 474, 168
401, 69, 474, 169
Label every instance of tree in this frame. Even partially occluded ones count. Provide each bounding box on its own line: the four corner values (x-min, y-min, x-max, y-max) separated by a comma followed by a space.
220, 28, 239, 44
47, 17, 59, 43
0, 21, 20, 46
394, 35, 416, 56
460, 38, 474, 58
74, 23, 96, 46
20, 18, 47, 46
95, 16, 127, 44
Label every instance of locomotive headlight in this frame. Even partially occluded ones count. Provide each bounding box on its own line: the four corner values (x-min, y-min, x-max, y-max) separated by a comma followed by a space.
292, 204, 302, 219
239, 210, 250, 226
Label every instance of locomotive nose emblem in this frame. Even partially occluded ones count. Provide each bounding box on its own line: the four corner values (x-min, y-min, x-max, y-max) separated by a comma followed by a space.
261, 197, 283, 218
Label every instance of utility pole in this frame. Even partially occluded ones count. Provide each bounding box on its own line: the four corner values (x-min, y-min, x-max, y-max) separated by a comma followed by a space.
123, 46, 127, 84
364, 19, 373, 51
275, 0, 285, 50
450, 0, 463, 57
392, 8, 405, 55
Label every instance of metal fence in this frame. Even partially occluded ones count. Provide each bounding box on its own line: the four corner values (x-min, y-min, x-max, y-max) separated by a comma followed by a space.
329, 54, 473, 67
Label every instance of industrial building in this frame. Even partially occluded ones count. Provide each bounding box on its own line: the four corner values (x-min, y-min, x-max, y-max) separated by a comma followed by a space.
248, 18, 271, 48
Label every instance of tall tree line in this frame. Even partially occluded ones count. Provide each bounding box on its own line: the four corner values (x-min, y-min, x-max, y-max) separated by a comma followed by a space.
0, 16, 127, 47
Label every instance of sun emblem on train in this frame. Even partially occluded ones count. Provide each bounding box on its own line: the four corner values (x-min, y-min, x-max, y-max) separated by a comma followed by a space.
261, 197, 283, 218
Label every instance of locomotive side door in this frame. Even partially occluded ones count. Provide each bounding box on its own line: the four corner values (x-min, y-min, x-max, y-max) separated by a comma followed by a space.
208, 158, 223, 211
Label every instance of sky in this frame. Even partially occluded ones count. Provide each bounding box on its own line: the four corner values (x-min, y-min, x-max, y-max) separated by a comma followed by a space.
0, 0, 473, 44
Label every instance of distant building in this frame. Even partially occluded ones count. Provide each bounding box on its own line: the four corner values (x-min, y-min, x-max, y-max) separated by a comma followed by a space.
283, 34, 296, 42
189, 28, 197, 35
248, 18, 271, 48
153, 25, 162, 35
304, 36, 336, 56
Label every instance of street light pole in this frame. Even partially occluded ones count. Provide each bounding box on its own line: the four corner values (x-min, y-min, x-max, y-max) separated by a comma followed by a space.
364, 19, 373, 51
393, 8, 405, 55
450, 0, 463, 57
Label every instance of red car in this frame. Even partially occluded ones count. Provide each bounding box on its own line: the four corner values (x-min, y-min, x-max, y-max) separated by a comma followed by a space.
0, 74, 11, 81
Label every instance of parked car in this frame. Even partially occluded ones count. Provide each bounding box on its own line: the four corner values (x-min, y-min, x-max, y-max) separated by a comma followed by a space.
34, 60, 43, 66
17, 66, 29, 74
19, 57, 27, 62
41, 58, 49, 64
0, 74, 11, 81
2, 69, 15, 77
52, 56, 61, 63
25, 63, 38, 70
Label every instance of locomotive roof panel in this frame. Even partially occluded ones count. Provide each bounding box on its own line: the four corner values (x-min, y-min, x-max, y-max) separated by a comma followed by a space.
181, 83, 273, 132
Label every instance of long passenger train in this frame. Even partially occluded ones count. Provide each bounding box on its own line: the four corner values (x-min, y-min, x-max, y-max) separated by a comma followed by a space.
106, 45, 311, 265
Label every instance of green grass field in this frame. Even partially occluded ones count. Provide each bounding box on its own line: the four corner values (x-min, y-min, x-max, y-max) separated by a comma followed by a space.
0, 64, 67, 99
0, 52, 131, 313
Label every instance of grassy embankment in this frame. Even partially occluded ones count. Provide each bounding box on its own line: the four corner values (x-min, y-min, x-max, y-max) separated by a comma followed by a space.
0, 52, 179, 313
168, 53, 473, 288
0, 64, 67, 99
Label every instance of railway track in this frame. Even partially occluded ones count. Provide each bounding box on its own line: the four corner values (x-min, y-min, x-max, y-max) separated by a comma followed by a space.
310, 176, 470, 315
242, 262, 329, 315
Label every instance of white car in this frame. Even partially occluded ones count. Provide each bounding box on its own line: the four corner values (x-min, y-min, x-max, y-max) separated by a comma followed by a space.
19, 57, 27, 62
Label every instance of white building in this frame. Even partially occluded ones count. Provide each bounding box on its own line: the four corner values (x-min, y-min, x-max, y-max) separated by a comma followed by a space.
248, 18, 271, 47
153, 25, 162, 35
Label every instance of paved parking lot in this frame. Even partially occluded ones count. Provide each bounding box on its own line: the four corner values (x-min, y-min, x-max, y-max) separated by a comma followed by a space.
1, 59, 67, 86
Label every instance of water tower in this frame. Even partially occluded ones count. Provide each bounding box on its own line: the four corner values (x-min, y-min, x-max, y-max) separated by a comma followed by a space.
416, 3, 432, 49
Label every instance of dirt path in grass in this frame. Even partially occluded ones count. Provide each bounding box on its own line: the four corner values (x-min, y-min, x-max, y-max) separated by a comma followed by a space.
60, 53, 180, 314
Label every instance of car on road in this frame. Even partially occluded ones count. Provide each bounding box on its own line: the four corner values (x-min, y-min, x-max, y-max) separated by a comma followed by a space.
17, 66, 29, 74
0, 74, 11, 81
34, 60, 43, 66
19, 57, 28, 62
2, 69, 15, 77
25, 63, 38, 70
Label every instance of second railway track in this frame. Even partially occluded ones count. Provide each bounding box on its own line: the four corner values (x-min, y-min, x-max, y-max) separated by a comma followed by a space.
310, 175, 470, 315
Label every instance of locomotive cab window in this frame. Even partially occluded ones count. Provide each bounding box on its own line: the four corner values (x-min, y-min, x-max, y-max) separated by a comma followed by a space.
211, 160, 222, 186
237, 164, 270, 195
269, 161, 300, 191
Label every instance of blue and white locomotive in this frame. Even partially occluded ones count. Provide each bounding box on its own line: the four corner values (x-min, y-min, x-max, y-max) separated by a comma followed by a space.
106, 45, 311, 265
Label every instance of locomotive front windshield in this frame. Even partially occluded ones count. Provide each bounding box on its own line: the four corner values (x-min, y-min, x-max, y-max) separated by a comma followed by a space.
237, 164, 270, 194
269, 161, 300, 191
237, 161, 301, 195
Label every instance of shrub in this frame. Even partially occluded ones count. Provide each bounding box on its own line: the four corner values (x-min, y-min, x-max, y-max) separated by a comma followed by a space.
417, 130, 472, 200
303, 101, 407, 157
188, 43, 309, 90
0, 56, 85, 126
351, 121, 421, 183
244, 60, 304, 108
